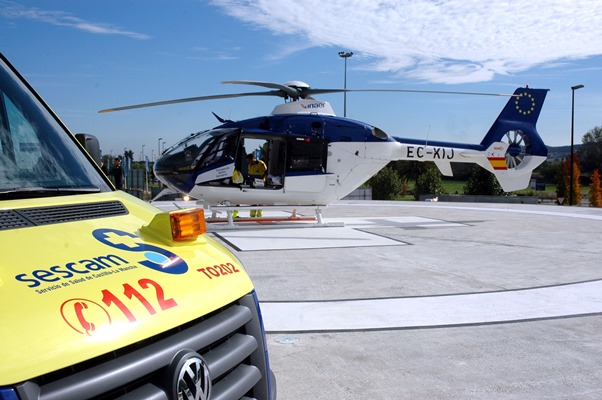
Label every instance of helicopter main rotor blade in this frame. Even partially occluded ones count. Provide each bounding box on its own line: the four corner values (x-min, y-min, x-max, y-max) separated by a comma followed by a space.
222, 80, 518, 98
298, 88, 517, 98
342, 89, 518, 97
98, 90, 281, 113
222, 80, 301, 98
99, 79, 519, 113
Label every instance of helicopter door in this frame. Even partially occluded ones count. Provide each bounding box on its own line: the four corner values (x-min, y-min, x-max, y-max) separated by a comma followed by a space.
286, 136, 327, 173
240, 136, 286, 189
284, 136, 329, 192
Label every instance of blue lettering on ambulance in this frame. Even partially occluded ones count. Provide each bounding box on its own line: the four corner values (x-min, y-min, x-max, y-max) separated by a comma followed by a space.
15, 254, 130, 288
14, 228, 188, 288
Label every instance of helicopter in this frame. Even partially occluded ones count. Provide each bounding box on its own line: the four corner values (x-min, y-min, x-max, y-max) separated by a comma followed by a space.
100, 80, 549, 208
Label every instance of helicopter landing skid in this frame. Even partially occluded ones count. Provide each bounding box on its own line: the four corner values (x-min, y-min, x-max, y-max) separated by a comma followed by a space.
206, 205, 341, 229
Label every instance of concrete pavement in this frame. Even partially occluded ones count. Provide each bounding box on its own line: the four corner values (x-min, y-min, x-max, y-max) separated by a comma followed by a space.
223, 201, 602, 400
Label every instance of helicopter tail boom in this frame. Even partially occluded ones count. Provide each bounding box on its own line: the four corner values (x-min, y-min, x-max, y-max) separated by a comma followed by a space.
391, 87, 549, 192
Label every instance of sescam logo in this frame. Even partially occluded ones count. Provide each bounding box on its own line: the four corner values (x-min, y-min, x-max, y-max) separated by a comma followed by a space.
92, 228, 188, 274
15, 228, 188, 289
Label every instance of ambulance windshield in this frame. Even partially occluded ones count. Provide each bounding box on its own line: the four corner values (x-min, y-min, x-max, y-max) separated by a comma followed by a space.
0, 55, 111, 198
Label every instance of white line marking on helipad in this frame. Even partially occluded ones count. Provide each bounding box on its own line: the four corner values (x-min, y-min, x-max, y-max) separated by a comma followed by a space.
215, 226, 407, 251
337, 201, 602, 221
417, 222, 466, 228
260, 280, 602, 332
214, 216, 467, 251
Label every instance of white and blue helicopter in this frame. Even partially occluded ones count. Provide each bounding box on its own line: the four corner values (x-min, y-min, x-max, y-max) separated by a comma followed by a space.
100, 81, 548, 208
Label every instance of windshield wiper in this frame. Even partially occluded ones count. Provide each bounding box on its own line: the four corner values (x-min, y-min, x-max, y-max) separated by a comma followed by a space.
0, 186, 101, 198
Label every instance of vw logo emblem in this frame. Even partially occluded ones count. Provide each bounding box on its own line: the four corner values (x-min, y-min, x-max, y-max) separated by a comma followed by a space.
170, 350, 212, 400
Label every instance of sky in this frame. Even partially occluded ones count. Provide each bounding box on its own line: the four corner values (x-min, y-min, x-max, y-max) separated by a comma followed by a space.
1, 0, 601, 161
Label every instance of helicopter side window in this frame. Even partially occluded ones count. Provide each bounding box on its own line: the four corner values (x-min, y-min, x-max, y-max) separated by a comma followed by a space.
286, 137, 327, 173
265, 139, 286, 187
199, 132, 238, 169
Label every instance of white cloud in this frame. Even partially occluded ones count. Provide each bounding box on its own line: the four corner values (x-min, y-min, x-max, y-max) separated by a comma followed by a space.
210, 0, 602, 84
0, 1, 150, 39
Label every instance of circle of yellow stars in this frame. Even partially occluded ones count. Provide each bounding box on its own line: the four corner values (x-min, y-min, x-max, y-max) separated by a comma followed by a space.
515, 92, 536, 115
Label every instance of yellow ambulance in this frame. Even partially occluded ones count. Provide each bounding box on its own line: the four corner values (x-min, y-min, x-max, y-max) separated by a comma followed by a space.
0, 53, 275, 400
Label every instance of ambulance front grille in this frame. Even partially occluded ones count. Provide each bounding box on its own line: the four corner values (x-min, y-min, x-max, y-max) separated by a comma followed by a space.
15, 293, 273, 400
0, 201, 127, 230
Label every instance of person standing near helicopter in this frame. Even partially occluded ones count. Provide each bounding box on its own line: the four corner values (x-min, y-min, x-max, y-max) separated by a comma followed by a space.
247, 152, 267, 217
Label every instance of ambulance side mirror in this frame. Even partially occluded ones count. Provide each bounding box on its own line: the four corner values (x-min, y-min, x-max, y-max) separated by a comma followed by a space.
75, 133, 102, 167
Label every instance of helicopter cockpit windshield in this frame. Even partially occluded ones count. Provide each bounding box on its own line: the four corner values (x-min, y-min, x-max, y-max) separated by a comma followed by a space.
154, 128, 240, 191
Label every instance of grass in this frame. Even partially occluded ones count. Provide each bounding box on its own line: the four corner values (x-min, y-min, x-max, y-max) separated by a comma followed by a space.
434, 179, 586, 201
441, 179, 466, 195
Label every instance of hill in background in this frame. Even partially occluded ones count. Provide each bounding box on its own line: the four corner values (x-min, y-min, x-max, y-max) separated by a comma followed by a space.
546, 145, 580, 161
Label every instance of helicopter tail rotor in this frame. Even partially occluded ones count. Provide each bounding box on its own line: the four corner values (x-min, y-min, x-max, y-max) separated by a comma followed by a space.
477, 87, 549, 191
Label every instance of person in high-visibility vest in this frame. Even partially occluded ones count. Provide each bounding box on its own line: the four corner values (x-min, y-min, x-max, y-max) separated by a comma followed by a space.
247, 153, 267, 217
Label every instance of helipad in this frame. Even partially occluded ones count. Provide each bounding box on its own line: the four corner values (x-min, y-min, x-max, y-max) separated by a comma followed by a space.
212, 200, 602, 399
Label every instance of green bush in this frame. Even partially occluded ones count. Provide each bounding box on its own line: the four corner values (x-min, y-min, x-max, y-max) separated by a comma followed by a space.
463, 165, 505, 195
368, 165, 407, 200
413, 164, 446, 200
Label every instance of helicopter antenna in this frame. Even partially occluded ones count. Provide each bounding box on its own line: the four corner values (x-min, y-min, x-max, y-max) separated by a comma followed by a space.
212, 112, 233, 124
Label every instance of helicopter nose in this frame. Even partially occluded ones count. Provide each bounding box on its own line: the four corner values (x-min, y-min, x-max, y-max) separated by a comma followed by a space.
154, 152, 193, 194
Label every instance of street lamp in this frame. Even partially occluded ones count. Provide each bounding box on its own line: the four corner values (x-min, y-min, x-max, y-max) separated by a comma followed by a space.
338, 51, 353, 117
141, 145, 145, 162
569, 84, 584, 206
158, 137, 163, 156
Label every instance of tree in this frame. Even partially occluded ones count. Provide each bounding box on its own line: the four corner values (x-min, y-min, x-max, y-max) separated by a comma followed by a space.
555, 161, 567, 202
413, 163, 445, 200
578, 126, 602, 173
368, 165, 406, 200
388, 160, 424, 182
463, 165, 505, 196
589, 169, 601, 207
563, 153, 582, 206
533, 160, 560, 182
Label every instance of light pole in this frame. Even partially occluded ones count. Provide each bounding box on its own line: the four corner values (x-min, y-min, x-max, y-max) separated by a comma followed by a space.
338, 51, 353, 117
569, 84, 584, 206
158, 137, 163, 157
141, 145, 145, 162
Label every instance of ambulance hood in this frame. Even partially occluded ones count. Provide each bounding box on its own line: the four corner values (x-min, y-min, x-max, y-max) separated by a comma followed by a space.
0, 195, 254, 384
